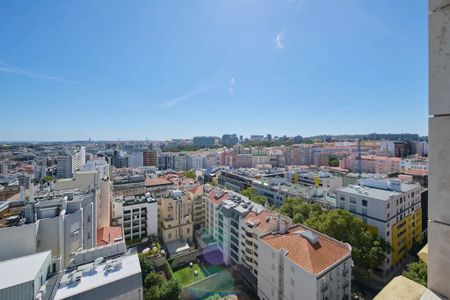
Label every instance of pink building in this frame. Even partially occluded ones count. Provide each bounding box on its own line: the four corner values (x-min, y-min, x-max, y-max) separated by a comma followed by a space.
339, 155, 401, 174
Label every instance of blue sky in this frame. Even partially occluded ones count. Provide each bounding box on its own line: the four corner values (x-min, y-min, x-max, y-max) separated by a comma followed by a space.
0, 0, 427, 141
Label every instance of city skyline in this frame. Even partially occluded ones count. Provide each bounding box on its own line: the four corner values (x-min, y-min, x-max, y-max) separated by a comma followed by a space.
0, 0, 427, 141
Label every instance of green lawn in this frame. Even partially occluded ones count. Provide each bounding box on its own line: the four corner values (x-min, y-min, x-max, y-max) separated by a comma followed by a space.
173, 263, 207, 287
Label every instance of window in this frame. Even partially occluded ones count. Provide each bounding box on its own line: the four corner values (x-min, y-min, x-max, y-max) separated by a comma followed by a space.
349, 205, 356, 212
362, 208, 368, 216
387, 231, 390, 237
387, 203, 390, 209
291, 265, 295, 273
291, 278, 295, 287
362, 200, 368, 207
350, 197, 356, 204
340, 196, 345, 201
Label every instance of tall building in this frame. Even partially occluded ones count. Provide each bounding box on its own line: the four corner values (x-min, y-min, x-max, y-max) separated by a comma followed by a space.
143, 150, 158, 167
187, 154, 204, 170
57, 155, 73, 178
128, 151, 143, 168
222, 134, 239, 146
112, 194, 158, 240
157, 190, 193, 250
336, 178, 423, 282
257, 225, 352, 300
193, 136, 219, 147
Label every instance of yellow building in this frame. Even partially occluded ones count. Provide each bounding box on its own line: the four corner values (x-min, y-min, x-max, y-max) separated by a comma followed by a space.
336, 178, 424, 282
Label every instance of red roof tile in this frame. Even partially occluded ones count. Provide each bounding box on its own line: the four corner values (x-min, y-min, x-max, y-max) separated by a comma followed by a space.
261, 225, 351, 275
97, 226, 123, 246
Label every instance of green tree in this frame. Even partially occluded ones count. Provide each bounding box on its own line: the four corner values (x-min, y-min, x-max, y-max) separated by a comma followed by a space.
138, 254, 155, 281
43, 175, 53, 183
144, 271, 163, 289
160, 279, 181, 300
181, 170, 196, 179
240, 187, 267, 205
403, 260, 427, 286
277, 200, 389, 280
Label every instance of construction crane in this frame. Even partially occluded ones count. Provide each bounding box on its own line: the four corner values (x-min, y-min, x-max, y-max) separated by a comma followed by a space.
357, 138, 362, 178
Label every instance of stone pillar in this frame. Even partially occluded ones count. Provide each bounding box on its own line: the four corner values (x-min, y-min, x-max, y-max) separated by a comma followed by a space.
428, 1, 450, 298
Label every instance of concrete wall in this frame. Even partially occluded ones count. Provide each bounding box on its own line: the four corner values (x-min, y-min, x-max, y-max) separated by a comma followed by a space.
428, 1, 450, 298
0, 222, 37, 261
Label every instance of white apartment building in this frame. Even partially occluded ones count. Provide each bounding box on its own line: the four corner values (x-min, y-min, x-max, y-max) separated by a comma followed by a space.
56, 147, 86, 179
400, 156, 428, 173
112, 193, 158, 240
187, 155, 204, 170
286, 170, 343, 192
257, 225, 352, 300
128, 151, 144, 168
0, 191, 97, 270
174, 153, 188, 171
252, 155, 270, 168
379, 141, 395, 156
336, 178, 423, 282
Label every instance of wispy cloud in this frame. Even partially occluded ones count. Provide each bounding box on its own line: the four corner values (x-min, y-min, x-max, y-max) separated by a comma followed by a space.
229, 77, 236, 95
0, 60, 80, 84
275, 30, 286, 49
288, 0, 302, 10
161, 88, 209, 108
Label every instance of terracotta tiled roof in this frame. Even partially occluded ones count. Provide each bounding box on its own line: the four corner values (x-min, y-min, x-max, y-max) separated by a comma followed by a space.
244, 210, 282, 234
97, 226, 123, 246
145, 177, 173, 187
188, 185, 204, 194
261, 225, 351, 275
207, 189, 229, 205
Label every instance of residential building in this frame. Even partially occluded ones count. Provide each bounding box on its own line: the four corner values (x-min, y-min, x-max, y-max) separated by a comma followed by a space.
158, 152, 175, 170
241, 210, 292, 277
286, 170, 343, 192
222, 134, 238, 146
257, 225, 352, 300
174, 153, 187, 171
187, 185, 205, 230
113, 175, 145, 197
0, 251, 52, 300
112, 193, 158, 240
157, 190, 193, 254
128, 151, 143, 168
0, 190, 97, 270
394, 141, 412, 158
57, 155, 73, 179
400, 156, 429, 175
336, 178, 423, 282
187, 154, 204, 170
143, 150, 158, 167
339, 155, 401, 174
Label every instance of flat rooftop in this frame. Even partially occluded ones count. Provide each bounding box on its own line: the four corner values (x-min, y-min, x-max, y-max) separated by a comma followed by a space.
0, 251, 51, 290
338, 185, 402, 201
54, 254, 141, 300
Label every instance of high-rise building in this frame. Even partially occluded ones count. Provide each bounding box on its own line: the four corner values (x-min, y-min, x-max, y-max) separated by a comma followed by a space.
128, 151, 143, 168
193, 136, 219, 147
143, 150, 158, 167
222, 134, 239, 146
